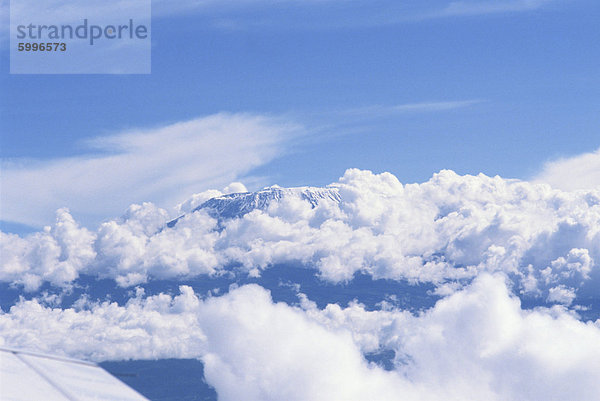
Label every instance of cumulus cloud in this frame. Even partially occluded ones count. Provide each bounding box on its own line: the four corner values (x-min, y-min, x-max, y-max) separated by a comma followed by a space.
2, 169, 599, 305
534, 147, 600, 191
0, 209, 96, 291
547, 285, 576, 306
0, 113, 300, 227
1, 275, 599, 400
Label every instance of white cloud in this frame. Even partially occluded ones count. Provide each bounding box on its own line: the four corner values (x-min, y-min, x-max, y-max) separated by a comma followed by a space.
161, 0, 555, 23
0, 209, 96, 291
0, 113, 300, 227
339, 100, 483, 120
547, 285, 576, 305
8, 0, 150, 24
1, 275, 599, 400
533, 147, 600, 191
223, 182, 248, 194
2, 169, 599, 306
150, 0, 553, 20
439, 0, 551, 17
0, 0, 561, 44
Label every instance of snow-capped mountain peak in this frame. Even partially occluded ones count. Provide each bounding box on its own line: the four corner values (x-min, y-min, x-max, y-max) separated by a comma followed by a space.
168, 186, 340, 226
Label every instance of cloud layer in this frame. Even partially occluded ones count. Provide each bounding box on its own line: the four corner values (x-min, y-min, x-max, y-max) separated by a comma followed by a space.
1, 275, 599, 401
2, 169, 599, 308
3, 167, 599, 399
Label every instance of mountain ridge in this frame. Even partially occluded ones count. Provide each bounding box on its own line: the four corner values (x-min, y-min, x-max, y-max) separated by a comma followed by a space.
167, 186, 341, 227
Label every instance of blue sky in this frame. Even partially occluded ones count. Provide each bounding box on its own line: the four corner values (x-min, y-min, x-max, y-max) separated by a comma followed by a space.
1, 0, 599, 230
2, 4, 600, 399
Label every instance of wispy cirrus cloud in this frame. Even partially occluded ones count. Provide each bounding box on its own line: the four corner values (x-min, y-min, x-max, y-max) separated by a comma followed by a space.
159, 0, 556, 29
0, 98, 486, 229
0, 113, 301, 227
0, 0, 559, 43
436, 0, 552, 17
340, 99, 484, 119
155, 0, 554, 19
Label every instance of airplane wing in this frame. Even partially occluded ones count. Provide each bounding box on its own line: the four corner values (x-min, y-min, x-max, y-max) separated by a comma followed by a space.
0, 347, 149, 401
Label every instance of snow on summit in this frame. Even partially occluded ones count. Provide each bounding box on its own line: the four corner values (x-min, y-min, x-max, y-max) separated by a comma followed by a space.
169, 185, 341, 225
